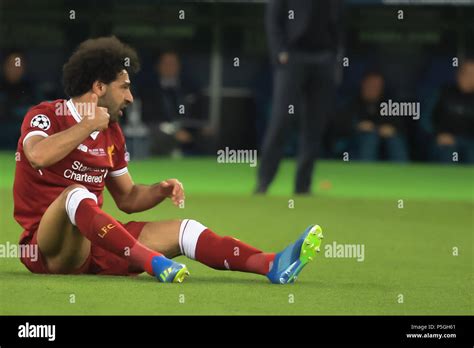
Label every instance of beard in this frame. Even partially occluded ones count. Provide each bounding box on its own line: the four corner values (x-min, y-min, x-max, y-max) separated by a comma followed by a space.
99, 93, 126, 123
102, 104, 124, 123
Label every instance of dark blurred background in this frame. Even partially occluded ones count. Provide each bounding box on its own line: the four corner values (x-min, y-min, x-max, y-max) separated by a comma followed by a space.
0, 0, 473, 163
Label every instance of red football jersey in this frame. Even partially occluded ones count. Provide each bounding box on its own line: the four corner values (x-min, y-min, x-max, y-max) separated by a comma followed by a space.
14, 99, 129, 242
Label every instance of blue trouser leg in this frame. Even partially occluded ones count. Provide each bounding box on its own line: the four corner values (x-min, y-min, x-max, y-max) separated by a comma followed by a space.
385, 134, 409, 162
357, 130, 379, 161
457, 136, 474, 164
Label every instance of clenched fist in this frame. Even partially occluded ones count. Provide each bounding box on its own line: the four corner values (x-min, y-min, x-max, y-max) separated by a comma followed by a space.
81, 93, 110, 132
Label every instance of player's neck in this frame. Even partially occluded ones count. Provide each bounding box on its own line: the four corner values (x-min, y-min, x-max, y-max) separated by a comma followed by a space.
70, 93, 94, 119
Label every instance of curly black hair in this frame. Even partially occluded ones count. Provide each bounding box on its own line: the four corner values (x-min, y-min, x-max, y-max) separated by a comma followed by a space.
62, 36, 140, 97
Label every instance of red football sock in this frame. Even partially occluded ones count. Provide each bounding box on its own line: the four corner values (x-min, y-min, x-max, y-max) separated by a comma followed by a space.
194, 229, 275, 275
74, 198, 161, 275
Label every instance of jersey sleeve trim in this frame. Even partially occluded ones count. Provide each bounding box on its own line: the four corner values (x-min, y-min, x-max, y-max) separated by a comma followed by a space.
22, 130, 49, 146
109, 167, 129, 177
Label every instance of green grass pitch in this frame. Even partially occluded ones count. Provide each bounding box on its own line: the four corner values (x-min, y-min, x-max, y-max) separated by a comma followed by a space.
0, 152, 472, 315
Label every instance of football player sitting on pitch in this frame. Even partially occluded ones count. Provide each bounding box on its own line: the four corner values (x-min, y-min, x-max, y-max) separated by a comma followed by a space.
14, 36, 323, 284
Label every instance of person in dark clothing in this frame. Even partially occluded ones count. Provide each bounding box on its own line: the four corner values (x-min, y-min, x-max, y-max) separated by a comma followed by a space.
351, 71, 408, 162
256, 0, 344, 195
0, 51, 35, 149
432, 59, 474, 164
139, 51, 207, 155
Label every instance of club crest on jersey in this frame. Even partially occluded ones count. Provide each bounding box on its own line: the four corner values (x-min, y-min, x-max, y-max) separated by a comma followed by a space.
30, 114, 51, 131
107, 145, 115, 167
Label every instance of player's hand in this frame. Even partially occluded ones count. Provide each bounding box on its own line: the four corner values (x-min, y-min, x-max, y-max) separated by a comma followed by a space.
158, 179, 185, 207
81, 93, 110, 132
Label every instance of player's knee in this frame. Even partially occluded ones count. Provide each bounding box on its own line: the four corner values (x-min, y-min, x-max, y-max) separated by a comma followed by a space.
63, 185, 98, 226
57, 185, 88, 209
61, 184, 88, 199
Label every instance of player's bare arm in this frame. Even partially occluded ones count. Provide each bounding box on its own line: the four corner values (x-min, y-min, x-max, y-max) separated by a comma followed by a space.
106, 173, 185, 213
23, 92, 109, 169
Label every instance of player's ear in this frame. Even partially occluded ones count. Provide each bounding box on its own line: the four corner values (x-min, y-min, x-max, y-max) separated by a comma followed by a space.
91, 80, 107, 97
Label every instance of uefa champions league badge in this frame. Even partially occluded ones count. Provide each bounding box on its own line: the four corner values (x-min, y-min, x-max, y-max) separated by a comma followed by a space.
30, 114, 51, 131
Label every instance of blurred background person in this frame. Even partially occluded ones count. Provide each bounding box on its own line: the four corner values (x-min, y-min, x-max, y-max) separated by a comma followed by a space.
256, 0, 344, 195
351, 71, 408, 162
432, 58, 474, 164
0, 51, 35, 149
139, 51, 212, 156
